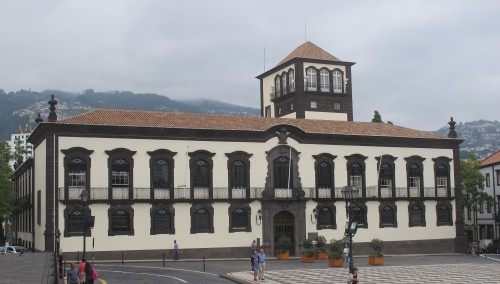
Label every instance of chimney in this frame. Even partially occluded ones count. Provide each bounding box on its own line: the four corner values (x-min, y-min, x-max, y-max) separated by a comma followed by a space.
447, 117, 457, 138
48, 95, 58, 122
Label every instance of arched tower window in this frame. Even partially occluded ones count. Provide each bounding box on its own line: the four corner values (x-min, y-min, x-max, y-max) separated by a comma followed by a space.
275, 77, 281, 97
333, 70, 343, 93
282, 73, 288, 95
320, 69, 329, 92
306, 68, 317, 91
288, 70, 295, 92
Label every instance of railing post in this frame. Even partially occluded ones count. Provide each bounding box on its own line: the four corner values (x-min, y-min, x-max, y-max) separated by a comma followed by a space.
203, 256, 206, 272
163, 252, 165, 267
122, 251, 124, 265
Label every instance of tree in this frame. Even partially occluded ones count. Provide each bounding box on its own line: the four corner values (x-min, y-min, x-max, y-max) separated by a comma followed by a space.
12, 136, 29, 169
371, 110, 383, 123
461, 154, 495, 241
0, 141, 14, 222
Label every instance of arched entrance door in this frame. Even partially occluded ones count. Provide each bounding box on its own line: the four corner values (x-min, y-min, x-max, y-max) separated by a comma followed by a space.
273, 211, 295, 255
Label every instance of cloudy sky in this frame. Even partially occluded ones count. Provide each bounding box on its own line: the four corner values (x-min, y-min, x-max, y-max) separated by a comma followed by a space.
1, 0, 499, 131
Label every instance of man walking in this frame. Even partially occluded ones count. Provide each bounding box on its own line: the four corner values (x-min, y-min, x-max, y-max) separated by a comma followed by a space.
343, 244, 350, 268
66, 262, 80, 284
173, 240, 179, 260
257, 248, 266, 280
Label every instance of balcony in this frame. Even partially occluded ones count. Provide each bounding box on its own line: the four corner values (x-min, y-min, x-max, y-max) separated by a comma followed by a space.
58, 186, 454, 202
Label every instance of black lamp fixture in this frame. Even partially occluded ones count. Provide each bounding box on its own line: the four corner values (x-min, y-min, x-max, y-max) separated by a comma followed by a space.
341, 185, 359, 273
256, 209, 262, 225
80, 189, 89, 259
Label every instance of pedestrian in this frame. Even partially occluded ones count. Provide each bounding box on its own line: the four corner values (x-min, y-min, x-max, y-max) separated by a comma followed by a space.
58, 247, 63, 277
252, 250, 259, 281
251, 240, 257, 253
471, 240, 478, 257
257, 248, 266, 280
343, 244, 350, 268
66, 262, 80, 284
84, 261, 97, 284
348, 267, 359, 284
78, 258, 87, 284
173, 240, 179, 260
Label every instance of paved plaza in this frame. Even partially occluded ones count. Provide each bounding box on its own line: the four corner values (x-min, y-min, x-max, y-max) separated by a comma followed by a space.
2, 253, 500, 283
226, 256, 500, 284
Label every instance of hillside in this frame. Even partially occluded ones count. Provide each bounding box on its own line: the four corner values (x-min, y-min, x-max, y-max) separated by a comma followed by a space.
433, 120, 500, 159
0, 89, 260, 140
1, 89, 498, 159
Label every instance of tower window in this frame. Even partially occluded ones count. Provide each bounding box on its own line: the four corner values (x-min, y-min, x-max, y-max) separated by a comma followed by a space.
320, 69, 329, 92
311, 101, 317, 109
333, 70, 343, 93
333, 103, 341, 110
306, 68, 317, 91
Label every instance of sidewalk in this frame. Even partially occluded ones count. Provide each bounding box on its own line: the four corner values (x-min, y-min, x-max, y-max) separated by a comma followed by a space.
0, 252, 60, 284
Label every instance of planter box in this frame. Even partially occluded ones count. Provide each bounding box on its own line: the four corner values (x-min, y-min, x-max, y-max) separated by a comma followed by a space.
368, 255, 384, 265
276, 252, 289, 260
301, 255, 316, 263
328, 258, 344, 267
315, 252, 328, 260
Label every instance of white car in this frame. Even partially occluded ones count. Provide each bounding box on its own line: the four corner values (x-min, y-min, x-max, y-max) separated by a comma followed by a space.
0, 246, 31, 255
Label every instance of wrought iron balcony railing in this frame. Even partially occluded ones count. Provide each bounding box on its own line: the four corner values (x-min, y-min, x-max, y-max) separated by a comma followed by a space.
58, 185, 455, 202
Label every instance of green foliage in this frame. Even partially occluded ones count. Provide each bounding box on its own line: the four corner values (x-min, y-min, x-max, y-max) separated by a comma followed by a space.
276, 235, 292, 253
315, 235, 327, 248
0, 141, 14, 221
302, 238, 313, 249
371, 110, 383, 123
328, 238, 345, 259
461, 155, 495, 211
369, 238, 384, 257
302, 249, 316, 257
328, 251, 343, 259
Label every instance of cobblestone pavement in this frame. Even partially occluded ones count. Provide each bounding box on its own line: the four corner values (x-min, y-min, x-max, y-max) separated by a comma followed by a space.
227, 256, 500, 284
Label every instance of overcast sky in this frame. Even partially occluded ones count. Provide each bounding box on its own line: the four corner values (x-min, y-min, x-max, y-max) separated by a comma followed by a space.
1, 0, 499, 131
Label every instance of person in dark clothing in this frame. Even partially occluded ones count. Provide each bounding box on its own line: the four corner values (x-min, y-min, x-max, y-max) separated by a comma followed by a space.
348, 267, 359, 284
84, 262, 95, 284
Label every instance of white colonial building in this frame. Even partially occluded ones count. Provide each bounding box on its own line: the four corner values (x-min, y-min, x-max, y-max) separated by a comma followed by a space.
16, 42, 466, 260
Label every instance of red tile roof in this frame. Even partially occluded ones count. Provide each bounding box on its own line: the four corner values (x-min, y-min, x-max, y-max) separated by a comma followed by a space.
278, 41, 340, 65
54, 109, 448, 140
481, 151, 500, 166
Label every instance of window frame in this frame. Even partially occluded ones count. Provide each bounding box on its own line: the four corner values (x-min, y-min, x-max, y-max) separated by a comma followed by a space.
315, 203, 337, 230
190, 203, 214, 234
150, 204, 175, 235
379, 202, 397, 228
228, 203, 251, 233
306, 68, 317, 91
332, 69, 343, 93
319, 69, 329, 92
108, 204, 134, 236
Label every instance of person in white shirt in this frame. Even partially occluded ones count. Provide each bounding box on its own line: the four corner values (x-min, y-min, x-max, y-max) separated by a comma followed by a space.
343, 244, 350, 268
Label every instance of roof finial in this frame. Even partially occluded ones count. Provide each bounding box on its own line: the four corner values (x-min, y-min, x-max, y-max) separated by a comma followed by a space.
35, 113, 44, 124
448, 117, 457, 138
48, 95, 58, 122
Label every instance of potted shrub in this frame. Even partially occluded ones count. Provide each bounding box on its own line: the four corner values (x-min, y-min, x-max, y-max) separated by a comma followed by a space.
302, 249, 317, 263
275, 236, 292, 260
301, 239, 316, 263
327, 238, 344, 267
368, 238, 384, 265
315, 235, 328, 259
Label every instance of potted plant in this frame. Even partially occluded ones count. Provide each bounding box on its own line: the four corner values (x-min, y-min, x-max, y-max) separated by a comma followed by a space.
368, 238, 384, 265
315, 235, 328, 259
327, 238, 344, 267
275, 236, 292, 260
301, 239, 316, 263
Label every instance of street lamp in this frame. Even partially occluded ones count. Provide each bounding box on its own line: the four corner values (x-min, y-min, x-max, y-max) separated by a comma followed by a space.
80, 189, 89, 259
341, 185, 359, 273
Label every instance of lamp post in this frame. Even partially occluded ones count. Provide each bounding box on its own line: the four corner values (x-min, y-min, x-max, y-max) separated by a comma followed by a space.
80, 189, 89, 259
341, 185, 359, 273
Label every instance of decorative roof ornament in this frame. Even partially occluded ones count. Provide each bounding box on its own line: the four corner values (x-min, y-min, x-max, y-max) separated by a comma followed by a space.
448, 117, 457, 138
277, 127, 290, 144
48, 95, 58, 122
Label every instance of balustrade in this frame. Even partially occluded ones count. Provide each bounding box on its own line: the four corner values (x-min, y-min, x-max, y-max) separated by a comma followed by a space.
58, 185, 455, 202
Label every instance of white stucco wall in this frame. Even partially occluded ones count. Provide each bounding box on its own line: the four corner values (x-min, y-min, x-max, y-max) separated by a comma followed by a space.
34, 139, 46, 252
304, 111, 348, 121
56, 135, 456, 252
